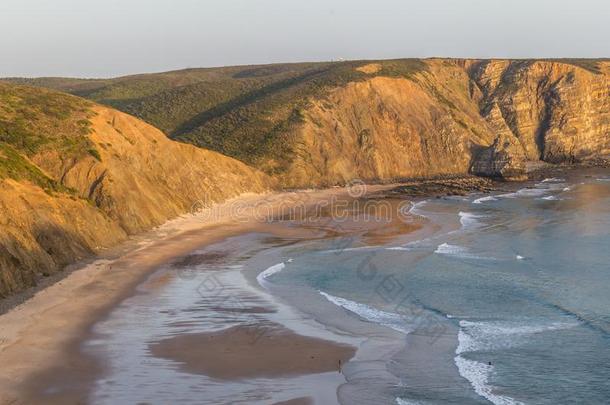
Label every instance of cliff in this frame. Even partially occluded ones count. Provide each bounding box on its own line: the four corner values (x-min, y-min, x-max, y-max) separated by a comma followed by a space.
1, 59, 608, 297
469, 60, 610, 165
276, 59, 609, 187
0, 83, 271, 298
11, 59, 607, 187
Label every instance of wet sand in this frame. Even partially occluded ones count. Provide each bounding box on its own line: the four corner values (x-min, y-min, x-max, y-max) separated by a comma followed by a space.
150, 323, 356, 380
0, 185, 398, 404
272, 398, 314, 405
2, 170, 601, 404
0, 222, 260, 405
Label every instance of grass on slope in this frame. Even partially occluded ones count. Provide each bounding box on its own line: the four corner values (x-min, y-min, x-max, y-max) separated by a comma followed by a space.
3, 60, 428, 173
5, 63, 327, 133
545, 59, 609, 75
0, 82, 99, 191
0, 142, 66, 192
169, 59, 426, 174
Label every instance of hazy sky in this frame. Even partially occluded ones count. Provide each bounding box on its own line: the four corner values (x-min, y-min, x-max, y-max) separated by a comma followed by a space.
1, 0, 608, 78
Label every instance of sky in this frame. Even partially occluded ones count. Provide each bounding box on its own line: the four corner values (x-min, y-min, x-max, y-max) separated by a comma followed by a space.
1, 0, 608, 78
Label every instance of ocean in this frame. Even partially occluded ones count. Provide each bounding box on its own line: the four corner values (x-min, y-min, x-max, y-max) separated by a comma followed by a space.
84, 169, 610, 404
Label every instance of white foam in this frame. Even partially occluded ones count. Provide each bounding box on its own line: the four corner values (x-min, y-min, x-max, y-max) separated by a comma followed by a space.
435, 243, 467, 255
455, 356, 523, 405
386, 237, 436, 252
457, 318, 580, 404
434, 243, 486, 260
256, 262, 285, 287
498, 187, 552, 200
457, 319, 579, 354
537, 181, 571, 192
319, 291, 413, 334
541, 177, 565, 183
516, 255, 525, 260
459, 211, 486, 230
473, 195, 498, 204
540, 195, 561, 201
452, 318, 581, 405
597, 178, 610, 182
320, 246, 377, 254
515, 187, 550, 197
406, 200, 429, 218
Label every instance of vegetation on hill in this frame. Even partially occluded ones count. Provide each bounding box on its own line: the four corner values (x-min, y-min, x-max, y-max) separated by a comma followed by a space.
172, 60, 427, 174
0, 142, 61, 192
0, 82, 271, 298
0, 82, 99, 192
542, 59, 609, 74
4, 59, 427, 173
4, 58, 605, 176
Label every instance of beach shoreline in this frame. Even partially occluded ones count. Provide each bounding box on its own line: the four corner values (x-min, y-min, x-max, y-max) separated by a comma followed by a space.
0, 185, 405, 404
0, 167, 598, 404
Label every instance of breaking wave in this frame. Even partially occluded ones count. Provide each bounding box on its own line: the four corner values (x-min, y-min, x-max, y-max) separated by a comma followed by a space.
319, 291, 413, 334
459, 211, 486, 230
473, 195, 498, 204
256, 262, 285, 287
454, 318, 578, 405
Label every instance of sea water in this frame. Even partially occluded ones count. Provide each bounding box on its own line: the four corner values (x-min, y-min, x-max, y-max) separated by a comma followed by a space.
263, 171, 610, 404
84, 170, 610, 404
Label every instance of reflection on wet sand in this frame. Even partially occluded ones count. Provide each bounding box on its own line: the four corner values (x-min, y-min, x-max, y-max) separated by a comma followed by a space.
150, 323, 356, 380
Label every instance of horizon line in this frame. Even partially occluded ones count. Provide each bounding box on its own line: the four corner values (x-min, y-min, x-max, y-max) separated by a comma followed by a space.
2, 56, 608, 80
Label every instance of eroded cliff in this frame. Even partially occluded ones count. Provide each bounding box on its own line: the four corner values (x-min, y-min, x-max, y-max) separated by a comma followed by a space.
11, 59, 608, 188
0, 83, 271, 298
470, 60, 610, 164
279, 59, 609, 187
1, 59, 608, 297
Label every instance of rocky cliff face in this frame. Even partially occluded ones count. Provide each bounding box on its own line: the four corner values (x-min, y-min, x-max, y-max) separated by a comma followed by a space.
0, 179, 126, 297
56, 106, 271, 234
277, 60, 609, 187
470, 60, 610, 165
11, 59, 608, 187
1, 60, 608, 297
283, 75, 475, 187
0, 84, 271, 298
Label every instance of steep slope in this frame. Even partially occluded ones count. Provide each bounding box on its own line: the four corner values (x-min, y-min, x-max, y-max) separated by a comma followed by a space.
62, 105, 271, 233
280, 61, 493, 186
0, 179, 125, 299
10, 59, 607, 187
252, 59, 608, 187
469, 60, 610, 164
0, 82, 271, 297
1, 59, 608, 296
6, 60, 428, 175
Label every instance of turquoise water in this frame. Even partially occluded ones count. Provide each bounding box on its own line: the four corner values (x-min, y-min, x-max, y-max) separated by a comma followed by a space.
83, 170, 610, 404
266, 172, 610, 404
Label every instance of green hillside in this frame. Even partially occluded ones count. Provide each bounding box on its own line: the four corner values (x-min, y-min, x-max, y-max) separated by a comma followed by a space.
0, 82, 96, 192
5, 58, 606, 176
4, 60, 427, 173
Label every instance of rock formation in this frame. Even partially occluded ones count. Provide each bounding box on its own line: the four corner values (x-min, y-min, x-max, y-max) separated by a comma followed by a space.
0, 83, 271, 298
9, 59, 608, 187
1, 58, 608, 297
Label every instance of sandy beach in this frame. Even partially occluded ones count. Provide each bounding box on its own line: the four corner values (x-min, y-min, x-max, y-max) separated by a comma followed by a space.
1, 168, 602, 404
150, 323, 356, 380
0, 185, 401, 405
2, 4, 608, 402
